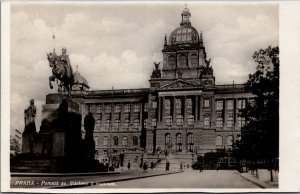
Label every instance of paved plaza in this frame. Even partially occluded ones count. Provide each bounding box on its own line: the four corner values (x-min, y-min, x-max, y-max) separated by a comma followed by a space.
11, 169, 278, 189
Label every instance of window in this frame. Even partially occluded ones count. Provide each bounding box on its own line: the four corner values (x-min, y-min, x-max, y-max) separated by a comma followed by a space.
144, 119, 148, 129
187, 99, 193, 109
90, 105, 96, 113
227, 100, 233, 110
124, 119, 130, 129
204, 99, 210, 107
176, 115, 184, 125
187, 114, 194, 125
152, 119, 157, 127
165, 115, 173, 126
114, 104, 121, 112
96, 105, 102, 113
105, 104, 112, 113
134, 103, 140, 112
216, 136, 223, 147
165, 133, 171, 145
133, 119, 140, 130
227, 136, 233, 147
238, 99, 246, 109
94, 137, 99, 146
168, 55, 176, 68
124, 104, 131, 113
152, 101, 157, 109
176, 99, 182, 109
204, 117, 210, 127
227, 116, 233, 128
237, 117, 246, 127
144, 103, 148, 112
176, 133, 183, 152
165, 99, 171, 109
122, 136, 128, 146
178, 54, 187, 67
133, 136, 139, 146
105, 120, 111, 129
96, 119, 101, 129
113, 136, 118, 146
216, 117, 223, 128
216, 100, 223, 110
114, 120, 120, 130
190, 53, 198, 67
103, 136, 108, 146
187, 133, 194, 152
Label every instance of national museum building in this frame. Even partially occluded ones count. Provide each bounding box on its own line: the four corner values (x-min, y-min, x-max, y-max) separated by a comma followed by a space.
71, 7, 253, 160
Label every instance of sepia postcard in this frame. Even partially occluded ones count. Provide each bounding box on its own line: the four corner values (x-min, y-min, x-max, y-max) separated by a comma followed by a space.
1, 1, 300, 193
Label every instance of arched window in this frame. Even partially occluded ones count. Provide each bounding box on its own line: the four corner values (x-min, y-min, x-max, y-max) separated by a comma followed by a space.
124, 119, 130, 129
133, 136, 139, 146
227, 136, 233, 147
103, 136, 108, 146
133, 119, 140, 130
178, 54, 187, 67
176, 115, 184, 125
114, 120, 120, 130
216, 136, 223, 147
176, 133, 183, 152
216, 117, 223, 128
187, 133, 194, 152
105, 119, 111, 130
122, 136, 128, 146
227, 116, 233, 128
190, 53, 198, 67
165, 115, 172, 126
165, 133, 171, 149
168, 55, 176, 68
187, 114, 194, 125
94, 136, 99, 146
144, 119, 148, 129
113, 136, 118, 146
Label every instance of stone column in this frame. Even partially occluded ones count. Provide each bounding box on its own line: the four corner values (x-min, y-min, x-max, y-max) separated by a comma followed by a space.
199, 97, 203, 123
195, 95, 199, 121
172, 96, 176, 122
162, 97, 165, 122
156, 97, 161, 122
130, 102, 134, 125
184, 96, 187, 122
139, 103, 143, 130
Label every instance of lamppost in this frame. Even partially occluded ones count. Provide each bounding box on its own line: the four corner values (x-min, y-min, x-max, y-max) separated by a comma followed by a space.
152, 119, 157, 154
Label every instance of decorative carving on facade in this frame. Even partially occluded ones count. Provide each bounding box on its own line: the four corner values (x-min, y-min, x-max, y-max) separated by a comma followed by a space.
200, 58, 214, 78
151, 62, 161, 78
160, 80, 200, 90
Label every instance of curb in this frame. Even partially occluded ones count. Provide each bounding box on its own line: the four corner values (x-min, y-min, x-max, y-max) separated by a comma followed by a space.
234, 172, 266, 189
11, 171, 121, 177
52, 171, 183, 189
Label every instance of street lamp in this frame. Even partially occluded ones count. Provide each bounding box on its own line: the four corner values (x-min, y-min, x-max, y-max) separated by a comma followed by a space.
152, 119, 157, 154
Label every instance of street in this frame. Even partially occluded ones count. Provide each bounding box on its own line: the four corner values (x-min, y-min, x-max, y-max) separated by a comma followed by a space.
88, 170, 260, 188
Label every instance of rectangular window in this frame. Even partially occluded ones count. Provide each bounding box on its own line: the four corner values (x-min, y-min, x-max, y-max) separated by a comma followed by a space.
105, 104, 112, 113
114, 104, 121, 112
124, 104, 131, 113
227, 100, 233, 110
227, 116, 233, 128
216, 118, 223, 128
144, 103, 148, 112
216, 100, 223, 110
152, 101, 157, 109
204, 99, 210, 108
187, 99, 193, 109
238, 99, 246, 109
152, 119, 157, 127
204, 117, 210, 126
165, 99, 171, 109
238, 117, 246, 127
134, 103, 140, 112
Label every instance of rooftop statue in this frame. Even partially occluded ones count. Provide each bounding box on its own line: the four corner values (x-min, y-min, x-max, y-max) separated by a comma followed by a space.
47, 47, 74, 96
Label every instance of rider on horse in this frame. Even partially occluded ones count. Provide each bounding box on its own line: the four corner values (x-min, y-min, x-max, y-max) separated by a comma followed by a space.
60, 47, 73, 78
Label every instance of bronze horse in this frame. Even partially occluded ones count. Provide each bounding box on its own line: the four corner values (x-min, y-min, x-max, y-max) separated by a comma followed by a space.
46, 52, 74, 96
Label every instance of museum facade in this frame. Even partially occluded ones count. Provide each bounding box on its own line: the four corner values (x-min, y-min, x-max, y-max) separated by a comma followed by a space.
71, 7, 253, 160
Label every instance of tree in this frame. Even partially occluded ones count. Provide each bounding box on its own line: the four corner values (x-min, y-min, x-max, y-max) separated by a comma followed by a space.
233, 46, 279, 181
10, 137, 21, 157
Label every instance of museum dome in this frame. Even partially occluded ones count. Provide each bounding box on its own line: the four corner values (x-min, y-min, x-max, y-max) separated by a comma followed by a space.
168, 6, 200, 45
72, 71, 89, 91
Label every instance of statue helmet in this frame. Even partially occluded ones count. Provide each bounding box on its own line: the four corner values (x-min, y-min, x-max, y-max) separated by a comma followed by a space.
30, 99, 34, 104
62, 47, 67, 53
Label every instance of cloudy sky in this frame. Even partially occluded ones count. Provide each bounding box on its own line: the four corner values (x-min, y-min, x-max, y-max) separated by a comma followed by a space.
10, 2, 278, 134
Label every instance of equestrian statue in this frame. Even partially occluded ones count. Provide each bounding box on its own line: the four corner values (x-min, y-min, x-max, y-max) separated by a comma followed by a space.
46, 47, 74, 96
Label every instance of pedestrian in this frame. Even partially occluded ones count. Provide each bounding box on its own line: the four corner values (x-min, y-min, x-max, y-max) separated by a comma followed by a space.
127, 161, 131, 170
199, 163, 203, 173
166, 161, 170, 171
217, 162, 220, 172
151, 162, 154, 170
180, 162, 183, 172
